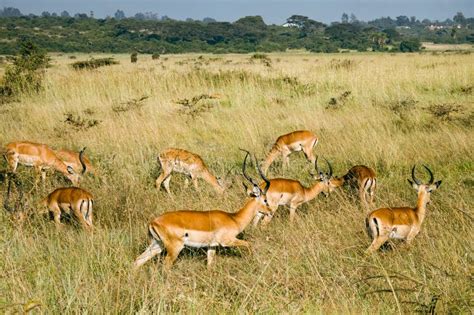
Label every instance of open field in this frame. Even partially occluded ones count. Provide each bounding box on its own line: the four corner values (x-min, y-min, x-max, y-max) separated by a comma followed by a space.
0, 52, 473, 313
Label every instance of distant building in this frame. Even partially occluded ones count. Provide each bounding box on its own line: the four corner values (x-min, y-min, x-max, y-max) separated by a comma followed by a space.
282, 22, 299, 28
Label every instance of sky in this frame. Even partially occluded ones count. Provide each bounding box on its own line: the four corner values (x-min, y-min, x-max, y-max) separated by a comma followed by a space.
2, 0, 473, 24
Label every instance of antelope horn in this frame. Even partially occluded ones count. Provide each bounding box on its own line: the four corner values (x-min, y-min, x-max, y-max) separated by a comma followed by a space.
239, 149, 258, 186
423, 165, 434, 185
411, 165, 422, 185
79, 147, 87, 175
325, 157, 333, 177
315, 155, 322, 175
255, 156, 270, 195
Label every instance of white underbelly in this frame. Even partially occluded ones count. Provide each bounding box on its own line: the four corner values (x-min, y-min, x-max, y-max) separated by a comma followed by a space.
18, 154, 42, 167
288, 143, 303, 151
183, 231, 218, 248
389, 225, 411, 239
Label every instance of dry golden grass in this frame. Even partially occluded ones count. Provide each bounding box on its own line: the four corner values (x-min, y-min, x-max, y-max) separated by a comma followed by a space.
0, 52, 473, 313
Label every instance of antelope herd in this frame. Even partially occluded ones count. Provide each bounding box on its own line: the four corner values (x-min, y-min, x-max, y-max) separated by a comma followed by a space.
2, 130, 442, 270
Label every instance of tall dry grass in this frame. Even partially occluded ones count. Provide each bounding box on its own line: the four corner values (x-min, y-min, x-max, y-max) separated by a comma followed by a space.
0, 52, 473, 313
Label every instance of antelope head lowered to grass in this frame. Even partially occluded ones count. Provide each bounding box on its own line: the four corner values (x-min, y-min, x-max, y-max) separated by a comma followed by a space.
40, 187, 94, 230
245, 154, 337, 226
330, 165, 377, 207
55, 148, 95, 176
366, 165, 441, 252
133, 151, 271, 270
4, 142, 87, 185
261, 130, 318, 174
155, 148, 227, 195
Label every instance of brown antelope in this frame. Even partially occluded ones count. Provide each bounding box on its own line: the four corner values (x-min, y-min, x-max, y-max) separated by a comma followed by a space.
331, 165, 377, 207
261, 130, 318, 174
40, 187, 94, 230
246, 155, 337, 226
55, 148, 95, 176
155, 148, 226, 195
133, 151, 271, 270
4, 142, 86, 185
366, 165, 441, 252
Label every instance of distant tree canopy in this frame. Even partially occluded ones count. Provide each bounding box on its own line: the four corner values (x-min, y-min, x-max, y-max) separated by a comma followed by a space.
0, 9, 472, 54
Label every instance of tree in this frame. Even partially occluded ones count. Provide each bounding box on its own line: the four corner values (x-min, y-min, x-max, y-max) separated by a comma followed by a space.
203, 17, 216, 23
134, 12, 145, 20
61, 10, 70, 17
114, 10, 125, 20
453, 12, 466, 26
350, 13, 358, 24
0, 7, 22, 17
341, 13, 349, 24
396, 15, 410, 26
41, 11, 51, 17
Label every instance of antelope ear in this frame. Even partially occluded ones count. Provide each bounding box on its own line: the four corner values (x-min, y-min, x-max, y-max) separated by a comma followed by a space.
67, 166, 75, 174
434, 180, 442, 189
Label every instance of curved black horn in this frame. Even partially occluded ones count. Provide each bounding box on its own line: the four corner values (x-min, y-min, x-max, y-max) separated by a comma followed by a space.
411, 165, 422, 185
324, 158, 333, 177
423, 165, 434, 184
79, 147, 87, 175
315, 155, 321, 175
239, 148, 258, 186
255, 156, 270, 194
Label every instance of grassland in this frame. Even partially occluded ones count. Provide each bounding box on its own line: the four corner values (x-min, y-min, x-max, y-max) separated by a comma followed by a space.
0, 51, 473, 313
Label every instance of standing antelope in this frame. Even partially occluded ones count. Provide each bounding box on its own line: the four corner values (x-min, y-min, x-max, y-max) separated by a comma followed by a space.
134, 151, 271, 270
366, 165, 441, 252
261, 130, 318, 174
246, 155, 337, 226
331, 165, 377, 207
40, 187, 94, 230
155, 148, 226, 195
55, 148, 95, 176
4, 142, 86, 185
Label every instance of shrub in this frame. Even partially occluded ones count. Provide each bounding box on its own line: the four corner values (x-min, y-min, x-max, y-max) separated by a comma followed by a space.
400, 39, 421, 52
1, 40, 49, 100
152, 53, 160, 60
71, 58, 119, 70
131, 52, 138, 63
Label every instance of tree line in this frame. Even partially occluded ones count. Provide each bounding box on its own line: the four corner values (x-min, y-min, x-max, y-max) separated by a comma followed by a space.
0, 7, 472, 54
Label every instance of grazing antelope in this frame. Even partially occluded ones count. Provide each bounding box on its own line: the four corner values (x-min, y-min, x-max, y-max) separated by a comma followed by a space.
366, 165, 441, 252
246, 155, 337, 226
155, 148, 226, 195
261, 130, 318, 174
133, 151, 271, 270
4, 142, 86, 185
55, 148, 95, 176
331, 165, 377, 207
40, 187, 94, 230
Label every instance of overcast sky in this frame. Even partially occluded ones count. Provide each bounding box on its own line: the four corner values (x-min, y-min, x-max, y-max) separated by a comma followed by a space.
2, 0, 473, 24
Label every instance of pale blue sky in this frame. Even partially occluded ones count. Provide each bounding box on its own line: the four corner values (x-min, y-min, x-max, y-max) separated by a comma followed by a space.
2, 0, 472, 24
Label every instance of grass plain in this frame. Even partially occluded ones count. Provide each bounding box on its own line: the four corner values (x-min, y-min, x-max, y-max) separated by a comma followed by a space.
0, 51, 473, 313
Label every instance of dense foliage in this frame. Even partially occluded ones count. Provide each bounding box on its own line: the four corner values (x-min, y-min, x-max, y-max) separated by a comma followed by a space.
0, 9, 472, 54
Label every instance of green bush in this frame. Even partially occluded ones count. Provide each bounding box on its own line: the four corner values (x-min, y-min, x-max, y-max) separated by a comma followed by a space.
1, 40, 49, 99
131, 52, 138, 63
399, 39, 422, 52
71, 58, 119, 70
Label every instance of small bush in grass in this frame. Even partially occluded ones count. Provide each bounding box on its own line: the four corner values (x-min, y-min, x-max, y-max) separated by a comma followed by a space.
400, 39, 422, 52
152, 53, 160, 60
71, 58, 119, 70
131, 52, 138, 63
69, 55, 77, 59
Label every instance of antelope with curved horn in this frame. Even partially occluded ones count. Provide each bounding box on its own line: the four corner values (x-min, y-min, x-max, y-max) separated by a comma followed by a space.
40, 187, 94, 230
366, 165, 441, 252
55, 148, 95, 176
330, 165, 377, 207
245, 153, 337, 226
133, 151, 271, 270
155, 148, 226, 195
261, 130, 318, 174
4, 142, 87, 185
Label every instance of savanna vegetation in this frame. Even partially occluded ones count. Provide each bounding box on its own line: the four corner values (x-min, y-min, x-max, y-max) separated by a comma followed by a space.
0, 50, 472, 313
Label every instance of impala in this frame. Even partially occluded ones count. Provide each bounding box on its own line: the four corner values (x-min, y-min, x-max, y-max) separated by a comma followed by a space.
40, 187, 94, 230
331, 165, 377, 207
133, 151, 271, 270
246, 154, 337, 226
155, 148, 226, 195
261, 130, 318, 174
366, 165, 441, 252
4, 142, 86, 185
55, 148, 95, 176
